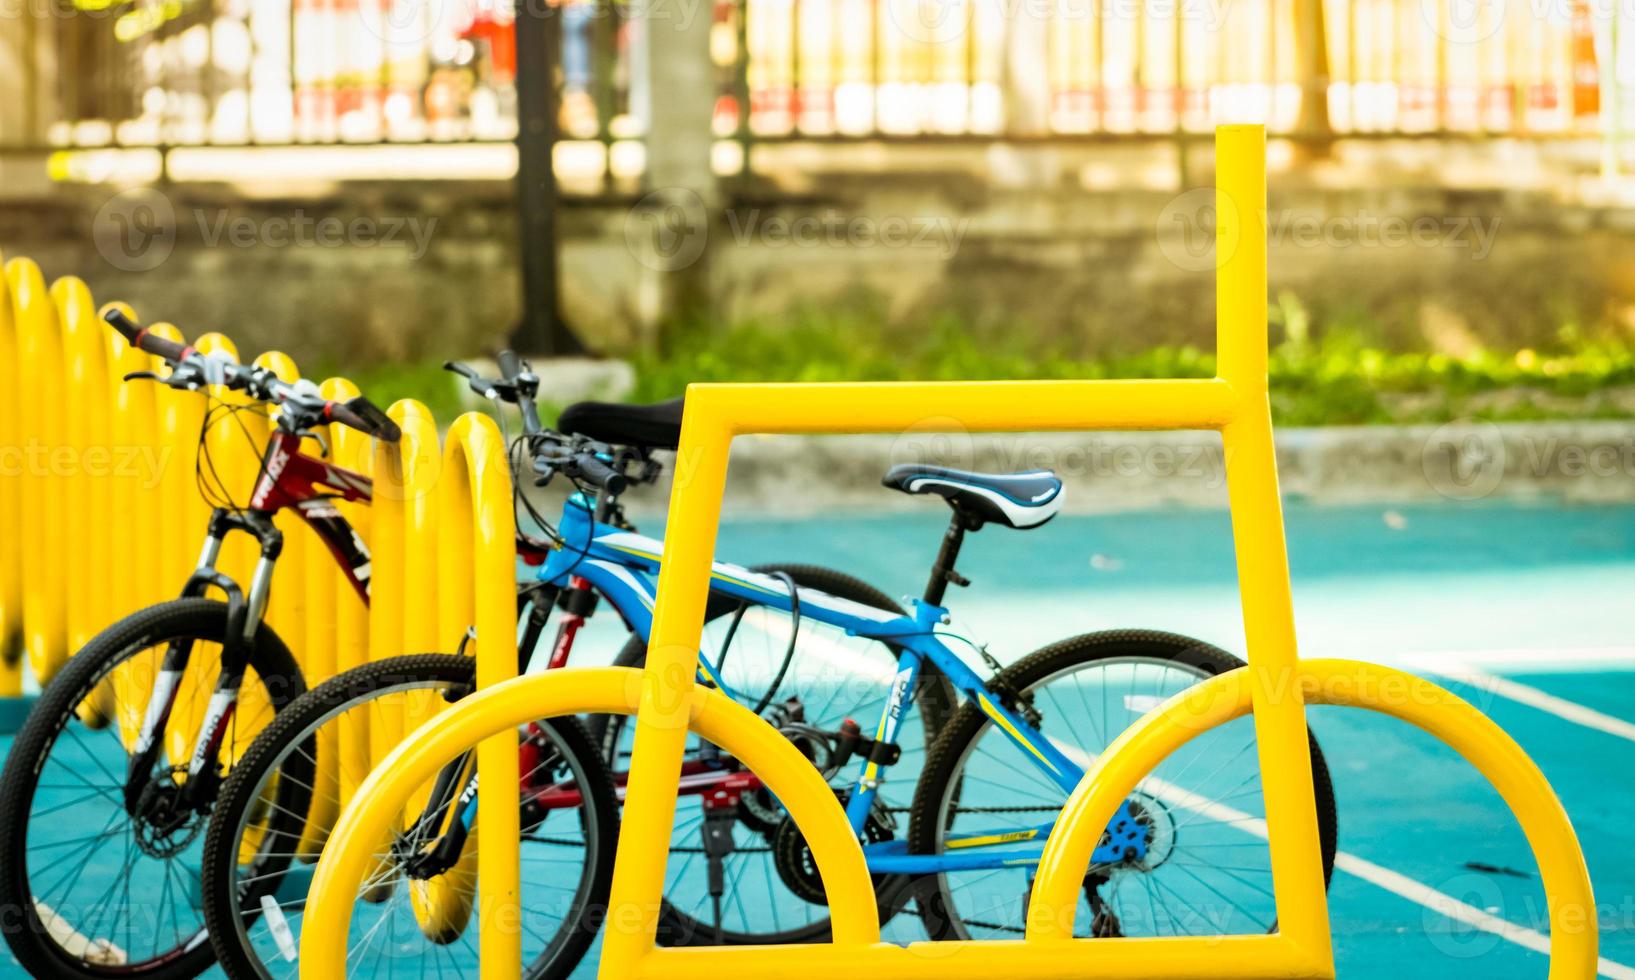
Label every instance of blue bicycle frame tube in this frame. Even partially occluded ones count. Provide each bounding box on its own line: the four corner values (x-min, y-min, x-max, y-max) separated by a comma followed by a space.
531, 496, 1146, 872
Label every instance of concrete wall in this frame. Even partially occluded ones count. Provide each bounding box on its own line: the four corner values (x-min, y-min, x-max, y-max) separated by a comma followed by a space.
604, 420, 1635, 520
3, 139, 1633, 366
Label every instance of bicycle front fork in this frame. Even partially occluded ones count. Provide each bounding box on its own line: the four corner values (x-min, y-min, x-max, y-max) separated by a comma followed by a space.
124, 508, 284, 818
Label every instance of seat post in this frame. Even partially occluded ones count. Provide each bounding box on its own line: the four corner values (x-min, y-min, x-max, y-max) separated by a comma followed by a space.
923, 513, 976, 606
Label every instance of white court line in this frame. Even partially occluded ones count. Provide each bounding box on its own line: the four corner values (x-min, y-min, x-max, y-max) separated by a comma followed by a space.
1050, 738, 1625, 973
1381, 647, 1635, 674
1141, 777, 1635, 980
1394, 656, 1635, 745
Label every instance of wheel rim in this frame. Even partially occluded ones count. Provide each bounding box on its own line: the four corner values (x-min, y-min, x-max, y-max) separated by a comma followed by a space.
930, 653, 1288, 940
223, 676, 606, 979
20, 632, 283, 974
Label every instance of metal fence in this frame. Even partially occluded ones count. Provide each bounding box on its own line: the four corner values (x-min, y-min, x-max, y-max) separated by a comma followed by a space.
1, 0, 1628, 159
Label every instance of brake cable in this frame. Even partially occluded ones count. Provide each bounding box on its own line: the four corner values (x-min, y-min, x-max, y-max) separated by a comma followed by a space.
747, 570, 802, 717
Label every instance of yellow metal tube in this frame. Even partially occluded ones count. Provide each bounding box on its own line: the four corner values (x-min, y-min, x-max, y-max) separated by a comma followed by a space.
300, 667, 880, 976
318, 377, 372, 810
173, 333, 247, 768
99, 301, 165, 749
624, 935, 1312, 980
1212, 123, 1332, 961
299, 124, 1598, 980
52, 278, 115, 727
7, 257, 69, 685
696, 378, 1237, 436
1295, 660, 1597, 978
1029, 659, 1595, 978
443, 412, 522, 975
54, 277, 113, 661
1214, 124, 1269, 394
145, 323, 201, 591
0, 256, 18, 694
599, 400, 736, 975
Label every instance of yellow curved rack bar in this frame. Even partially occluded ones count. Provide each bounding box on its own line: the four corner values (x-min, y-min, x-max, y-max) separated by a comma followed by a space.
7, 257, 69, 686
0, 254, 20, 694
303, 125, 1596, 980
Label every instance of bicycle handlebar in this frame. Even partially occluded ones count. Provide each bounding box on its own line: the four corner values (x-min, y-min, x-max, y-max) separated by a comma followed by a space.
568, 452, 627, 495
442, 357, 639, 494
105, 308, 190, 363
104, 309, 400, 443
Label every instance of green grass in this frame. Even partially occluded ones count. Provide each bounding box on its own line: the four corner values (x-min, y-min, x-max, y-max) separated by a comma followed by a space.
625, 299, 1635, 426
313, 357, 478, 422
335, 297, 1635, 427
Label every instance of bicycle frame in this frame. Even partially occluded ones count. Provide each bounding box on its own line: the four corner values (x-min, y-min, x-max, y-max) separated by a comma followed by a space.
126, 428, 375, 813
532, 494, 1149, 875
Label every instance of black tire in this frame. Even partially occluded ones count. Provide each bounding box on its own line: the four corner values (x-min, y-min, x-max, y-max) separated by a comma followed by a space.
589, 562, 956, 947
201, 654, 619, 980
0, 598, 304, 980
908, 629, 1338, 941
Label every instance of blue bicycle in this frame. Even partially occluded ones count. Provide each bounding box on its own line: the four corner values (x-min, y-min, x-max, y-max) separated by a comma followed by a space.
200, 353, 1338, 977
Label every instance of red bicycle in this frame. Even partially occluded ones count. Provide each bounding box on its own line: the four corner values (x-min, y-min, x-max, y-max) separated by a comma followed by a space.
0, 311, 619, 980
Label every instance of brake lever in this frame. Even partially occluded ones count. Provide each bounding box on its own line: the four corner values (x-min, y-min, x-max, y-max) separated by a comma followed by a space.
122, 370, 162, 384
445, 360, 505, 401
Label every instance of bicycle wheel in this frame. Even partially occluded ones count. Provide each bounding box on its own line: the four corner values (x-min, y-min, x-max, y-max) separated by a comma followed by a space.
908, 630, 1338, 940
0, 598, 304, 979
201, 654, 618, 980
590, 563, 957, 946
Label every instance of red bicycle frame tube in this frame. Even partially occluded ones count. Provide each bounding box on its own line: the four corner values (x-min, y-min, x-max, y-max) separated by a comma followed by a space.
248, 429, 376, 602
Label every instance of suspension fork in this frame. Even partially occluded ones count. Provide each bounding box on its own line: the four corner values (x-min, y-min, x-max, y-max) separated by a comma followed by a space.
547, 576, 596, 670
125, 509, 284, 815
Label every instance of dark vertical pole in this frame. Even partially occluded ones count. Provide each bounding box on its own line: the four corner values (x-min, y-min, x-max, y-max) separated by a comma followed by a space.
512, 0, 583, 355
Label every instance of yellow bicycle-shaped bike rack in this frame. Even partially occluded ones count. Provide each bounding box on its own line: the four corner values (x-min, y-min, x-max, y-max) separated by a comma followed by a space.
301, 125, 1598, 979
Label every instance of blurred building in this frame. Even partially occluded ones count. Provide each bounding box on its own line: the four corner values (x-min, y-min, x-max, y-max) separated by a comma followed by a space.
0, 0, 1632, 360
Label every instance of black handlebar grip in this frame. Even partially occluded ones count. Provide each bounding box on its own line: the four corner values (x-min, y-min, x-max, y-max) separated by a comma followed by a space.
444, 360, 480, 381
104, 309, 189, 363
328, 396, 401, 442
574, 453, 627, 495
496, 350, 523, 382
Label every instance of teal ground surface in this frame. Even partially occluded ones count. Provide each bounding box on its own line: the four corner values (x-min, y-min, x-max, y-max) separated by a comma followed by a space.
4, 500, 1633, 978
